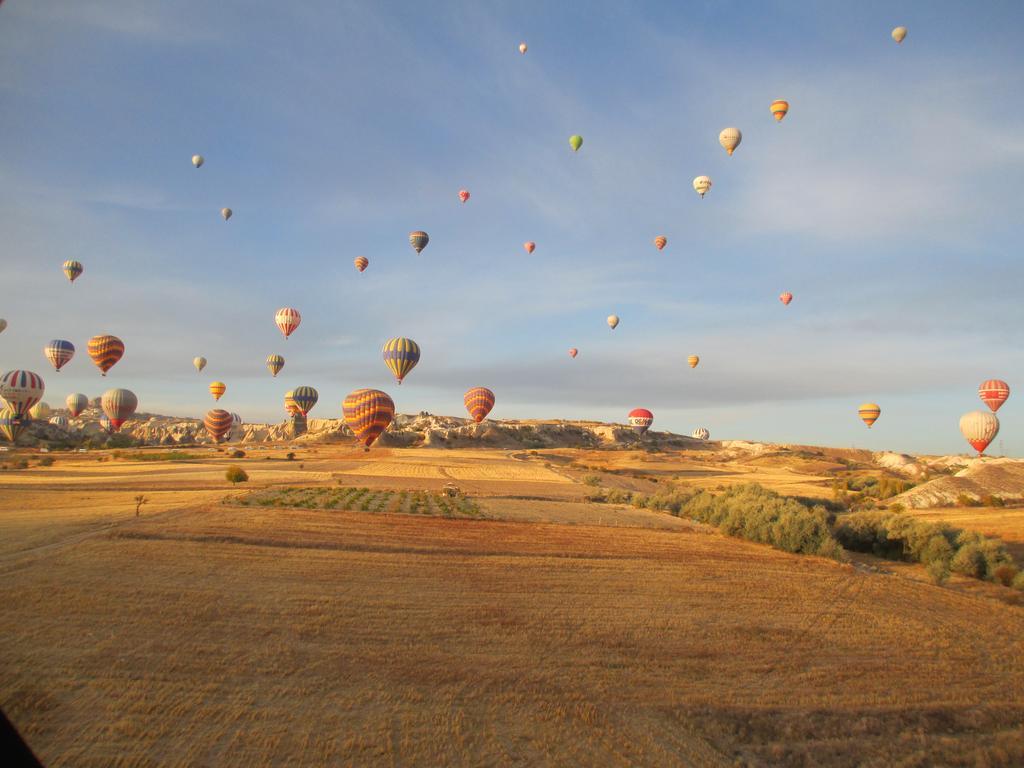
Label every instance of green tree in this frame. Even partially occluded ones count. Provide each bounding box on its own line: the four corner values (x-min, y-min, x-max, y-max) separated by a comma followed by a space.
226, 466, 249, 484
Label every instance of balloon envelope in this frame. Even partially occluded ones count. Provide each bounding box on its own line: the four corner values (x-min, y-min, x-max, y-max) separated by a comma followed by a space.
978, 380, 1010, 413
568, 348, 578, 358
518, 42, 527, 54
66, 393, 89, 418
87, 335, 125, 376
192, 155, 204, 168
291, 386, 318, 417
266, 354, 285, 377
44, 340, 75, 372
382, 337, 421, 384
343, 388, 395, 449
464, 387, 495, 423
63, 260, 83, 282
193, 356, 207, 372
569, 135, 583, 151
693, 176, 712, 198
0, 319, 6, 334
209, 381, 226, 401
29, 402, 51, 420
0, 409, 29, 443
654, 236, 667, 251
523, 241, 536, 254
628, 408, 654, 435
204, 409, 233, 442
101, 388, 137, 432
960, 411, 999, 455
0, 370, 45, 418
221, 208, 232, 220
458, 189, 470, 203
275, 308, 301, 339
409, 231, 429, 253
770, 100, 789, 121
607, 315, 619, 329
354, 256, 368, 272
892, 26, 907, 43
687, 355, 699, 369
49, 415, 69, 429
858, 403, 881, 428
779, 292, 793, 305
692, 427, 710, 441
719, 127, 742, 155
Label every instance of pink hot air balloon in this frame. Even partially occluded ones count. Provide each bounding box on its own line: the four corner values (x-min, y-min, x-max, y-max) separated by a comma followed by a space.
568, 348, 578, 359
978, 380, 1010, 413
523, 241, 535, 254
275, 307, 301, 340
459, 189, 470, 203
779, 292, 793, 306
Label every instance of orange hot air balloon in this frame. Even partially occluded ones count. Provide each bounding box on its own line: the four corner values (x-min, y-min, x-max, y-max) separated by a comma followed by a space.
654, 236, 667, 251
978, 380, 1010, 413
458, 189, 470, 203
687, 355, 699, 369
858, 403, 881, 428
779, 292, 793, 306
209, 381, 226, 401
87, 335, 124, 376
523, 241, 535, 254
354, 256, 368, 272
343, 388, 395, 450
568, 348, 578, 358
204, 409, 233, 443
464, 387, 495, 423
770, 100, 789, 122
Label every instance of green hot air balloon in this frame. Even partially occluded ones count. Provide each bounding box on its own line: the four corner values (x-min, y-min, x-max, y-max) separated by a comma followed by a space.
569, 135, 583, 152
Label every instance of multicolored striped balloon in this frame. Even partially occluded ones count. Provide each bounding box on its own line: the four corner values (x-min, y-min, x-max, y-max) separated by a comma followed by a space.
99, 415, 113, 434
382, 337, 420, 384
231, 412, 243, 426
354, 256, 368, 273
204, 409, 233, 442
687, 355, 699, 369
654, 236, 667, 251
770, 99, 789, 122
290, 386, 318, 416
628, 408, 654, 435
66, 393, 88, 418
44, 339, 75, 372
343, 388, 395, 449
464, 387, 495, 423
284, 390, 299, 414
978, 380, 1010, 413
960, 410, 999, 456
266, 354, 285, 377
101, 388, 137, 432
0, 408, 29, 443
63, 260, 83, 282
29, 402, 51, 420
409, 231, 429, 253
858, 403, 881, 428
692, 427, 710, 441
290, 411, 307, 437
779, 292, 793, 306
87, 335, 124, 376
0, 370, 45, 418
209, 381, 226, 401
275, 308, 301, 339
49, 415, 69, 429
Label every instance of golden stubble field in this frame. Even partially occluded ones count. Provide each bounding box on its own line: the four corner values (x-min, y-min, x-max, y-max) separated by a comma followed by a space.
2, 446, 1023, 767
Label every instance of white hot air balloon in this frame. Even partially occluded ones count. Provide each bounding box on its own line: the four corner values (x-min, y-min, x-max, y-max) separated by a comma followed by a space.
718, 127, 742, 155
959, 411, 999, 456
692, 427, 710, 441
192, 154, 204, 168
607, 315, 620, 330
693, 176, 712, 198
892, 26, 907, 43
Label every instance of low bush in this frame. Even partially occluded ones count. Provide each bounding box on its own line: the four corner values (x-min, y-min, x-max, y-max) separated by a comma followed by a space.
993, 564, 1018, 587
1013, 572, 1024, 592
230, 449, 246, 459
582, 474, 603, 487
37, 456, 55, 467
225, 466, 249, 484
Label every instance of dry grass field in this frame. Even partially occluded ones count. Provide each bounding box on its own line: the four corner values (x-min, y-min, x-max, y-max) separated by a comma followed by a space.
2, 446, 1023, 766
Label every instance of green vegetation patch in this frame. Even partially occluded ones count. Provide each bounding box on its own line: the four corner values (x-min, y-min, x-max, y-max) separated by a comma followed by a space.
232, 486, 484, 518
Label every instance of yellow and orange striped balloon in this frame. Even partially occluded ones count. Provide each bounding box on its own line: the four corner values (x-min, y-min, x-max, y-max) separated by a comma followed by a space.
858, 403, 881, 428
87, 335, 124, 376
687, 355, 699, 369
464, 387, 495, 423
343, 388, 395, 449
209, 381, 226, 401
770, 100, 789, 122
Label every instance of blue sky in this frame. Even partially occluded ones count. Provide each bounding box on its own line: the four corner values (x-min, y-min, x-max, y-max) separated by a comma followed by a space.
1, 0, 1023, 455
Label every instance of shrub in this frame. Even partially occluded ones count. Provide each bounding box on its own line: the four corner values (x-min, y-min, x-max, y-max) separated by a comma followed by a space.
13, 458, 29, 469
1013, 572, 1024, 592
582, 474, 603, 487
926, 558, 950, 585
993, 564, 1018, 587
286, 452, 296, 461
230, 449, 246, 459
980, 494, 1005, 507
951, 545, 987, 579
37, 456, 55, 467
956, 493, 981, 508
225, 466, 249, 484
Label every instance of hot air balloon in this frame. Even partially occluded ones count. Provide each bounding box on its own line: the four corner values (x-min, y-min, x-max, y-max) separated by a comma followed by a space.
382, 337, 420, 384
524, 241, 536, 254
291, 386, 318, 416
221, 208, 232, 220
98, 415, 113, 434
0, 370, 45, 418
719, 127, 742, 156
284, 390, 299, 415
409, 231, 429, 253
892, 26, 907, 43
464, 387, 495, 423
692, 427, 710, 441
266, 354, 285, 377
779, 292, 793, 306
29, 402, 52, 420
960, 411, 999, 456
66, 393, 88, 417
275, 307, 301, 339
49, 415, 68, 429
687, 355, 699, 369
568, 348, 578, 358
0, 409, 29, 443
209, 381, 226, 401
231, 412, 243, 426
343, 388, 395, 450
101, 388, 137, 432
978, 380, 1010, 413
354, 256, 368, 273
204, 409, 233, 443
518, 42, 527, 54
87, 335, 124, 376
770, 100, 789, 122
0, 319, 7, 334
569, 135, 583, 152
193, 356, 207, 372
192, 154, 204, 168
63, 260, 83, 283
459, 189, 470, 203
44, 340, 75, 372
607, 315, 619, 330
654, 236, 667, 251
290, 411, 307, 438
628, 408, 653, 435
858, 403, 881, 428
693, 176, 712, 198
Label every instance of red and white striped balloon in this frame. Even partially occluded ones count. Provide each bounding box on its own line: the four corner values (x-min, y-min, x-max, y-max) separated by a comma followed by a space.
275, 307, 301, 339
978, 380, 1010, 413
